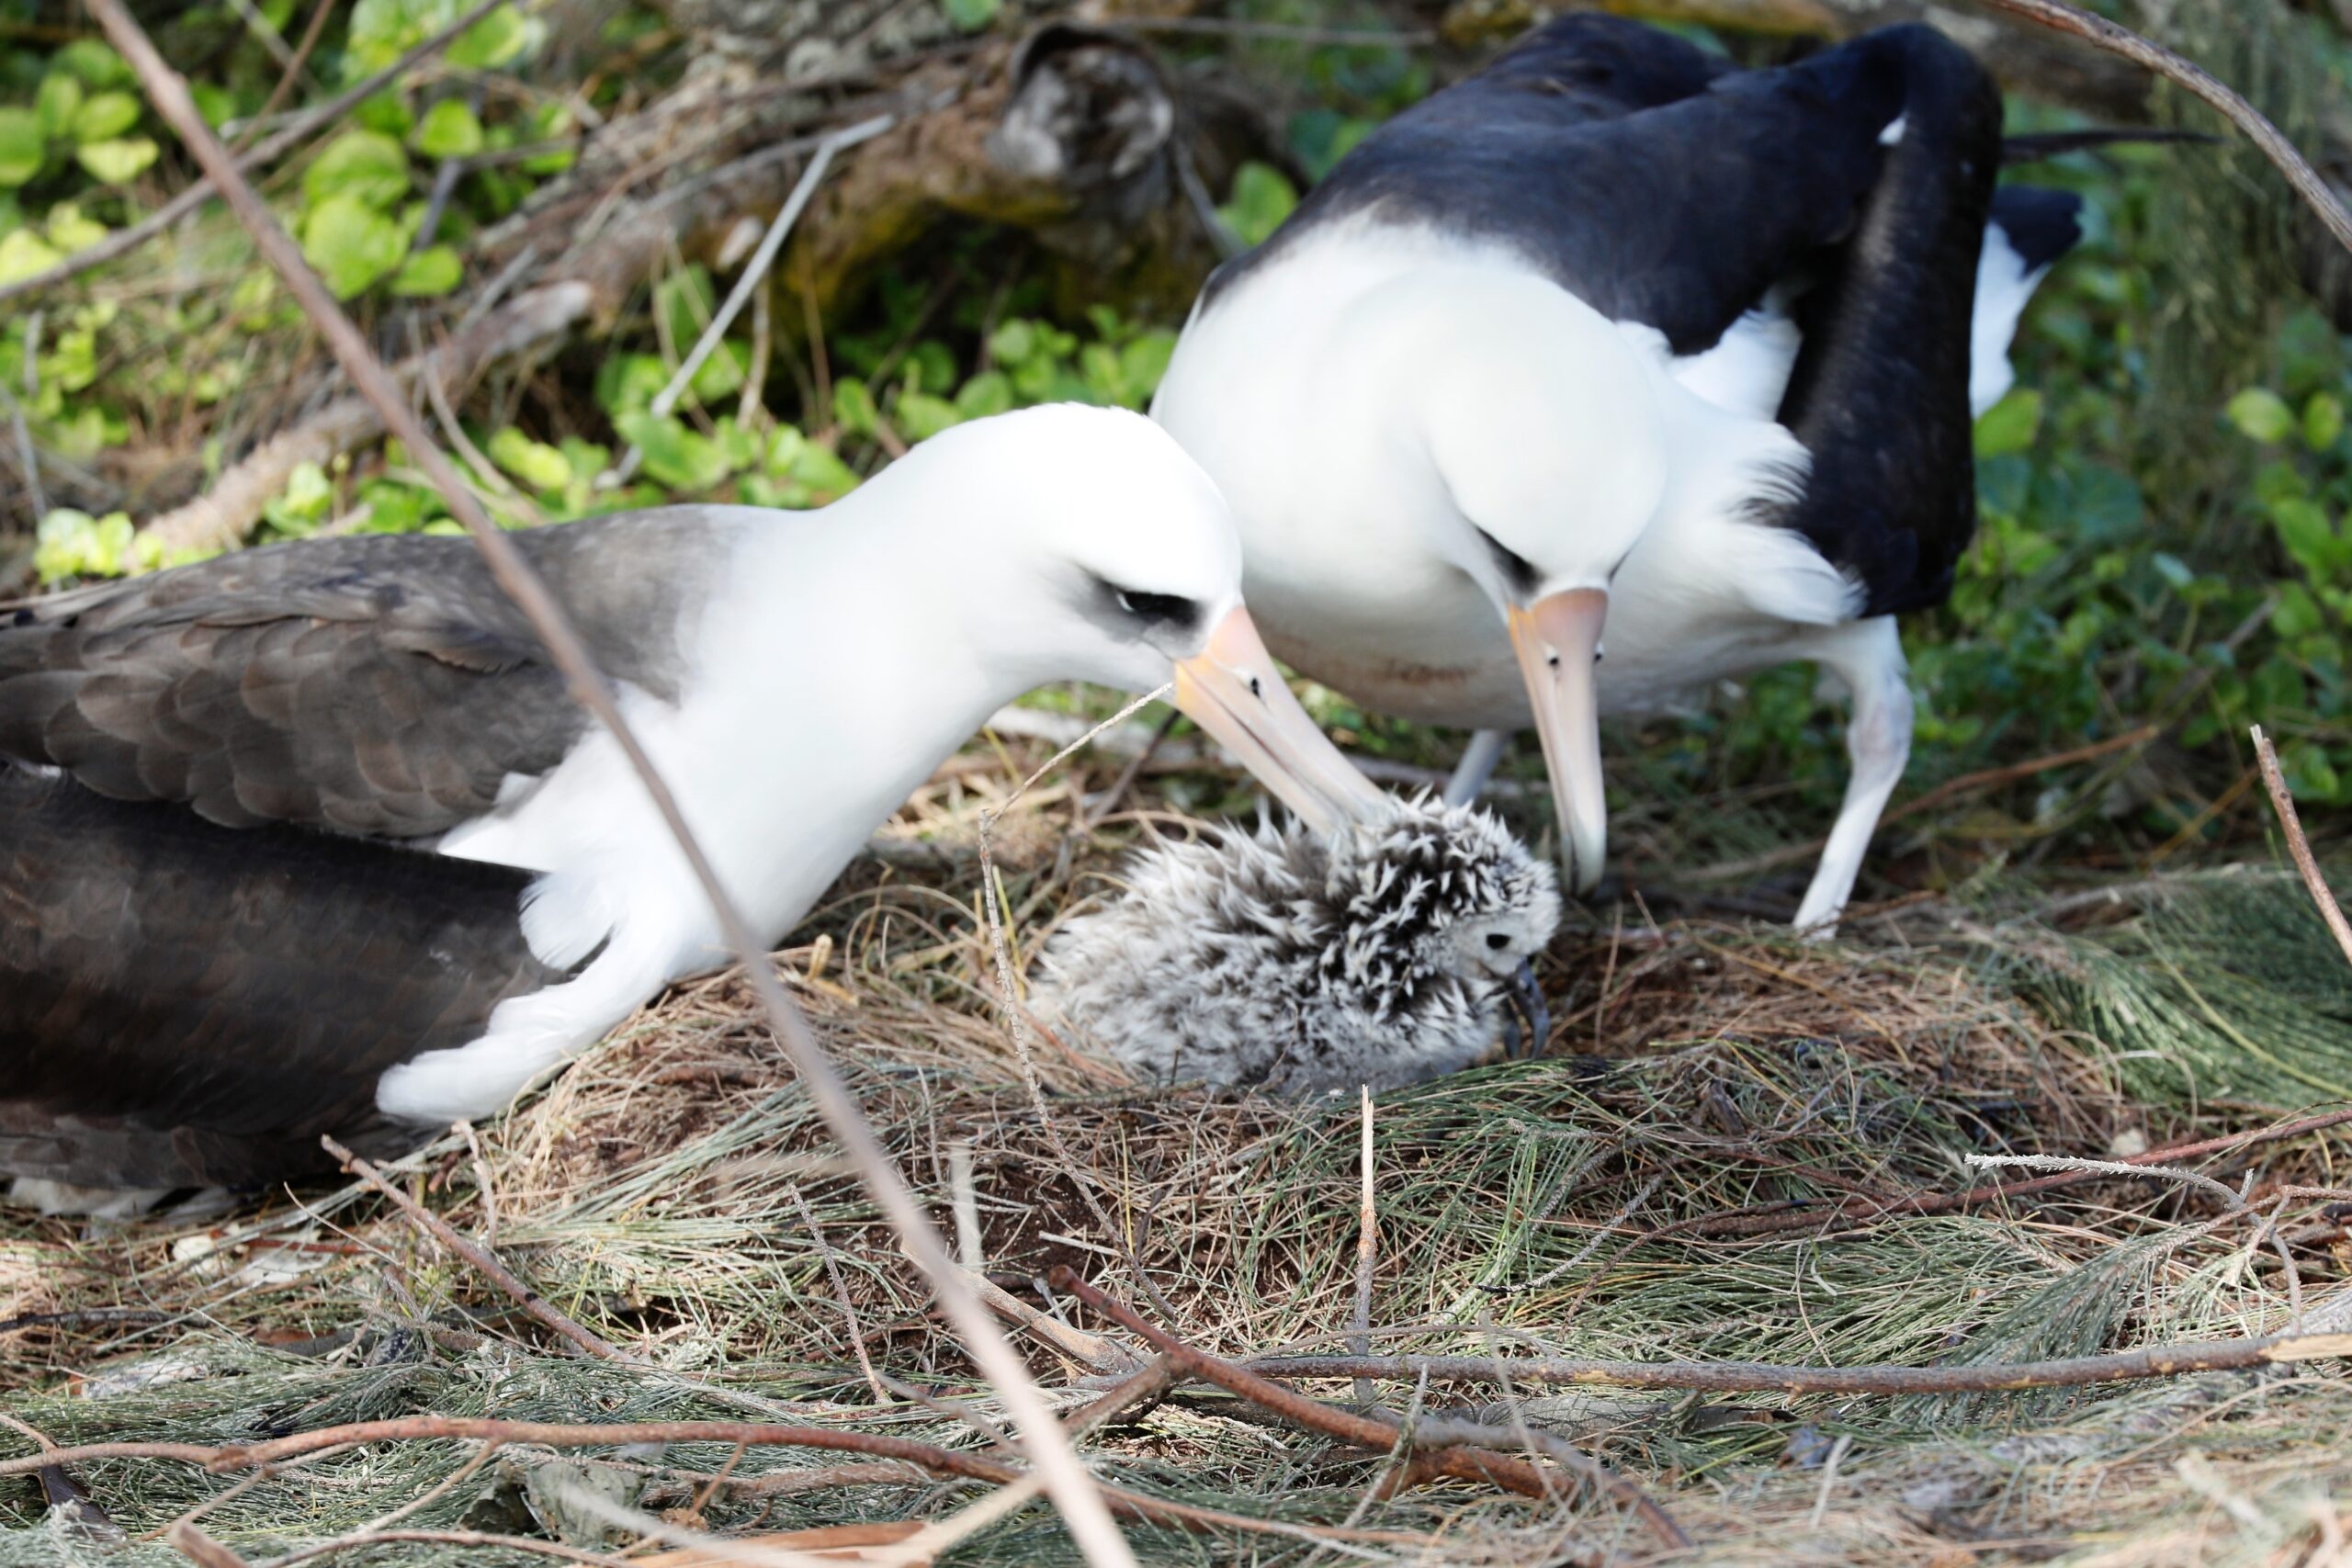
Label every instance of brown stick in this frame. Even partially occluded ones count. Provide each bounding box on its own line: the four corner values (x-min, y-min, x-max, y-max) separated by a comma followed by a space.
1972, 0, 2352, 256
1679, 1105, 2352, 1240
87, 5, 1130, 1558
232, 0, 336, 154
2252, 725, 2352, 971
1243, 1325, 2352, 1395
1690, 724, 2161, 883
1047, 1267, 1692, 1551
0, 0, 504, 310
321, 1135, 638, 1365
167, 1524, 254, 1568
0, 1416, 1429, 1547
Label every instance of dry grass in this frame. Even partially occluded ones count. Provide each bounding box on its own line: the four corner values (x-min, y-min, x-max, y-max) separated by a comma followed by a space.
1, 732, 2348, 1566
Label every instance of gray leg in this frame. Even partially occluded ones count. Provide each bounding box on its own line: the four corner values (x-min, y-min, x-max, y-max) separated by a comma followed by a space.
1791, 616, 1912, 938
1443, 729, 1510, 806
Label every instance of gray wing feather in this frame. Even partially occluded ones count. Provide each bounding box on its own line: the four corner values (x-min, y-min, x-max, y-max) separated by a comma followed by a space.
0, 510, 733, 839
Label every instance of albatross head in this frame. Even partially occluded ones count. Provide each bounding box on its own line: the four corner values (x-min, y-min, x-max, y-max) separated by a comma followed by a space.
912, 404, 1386, 835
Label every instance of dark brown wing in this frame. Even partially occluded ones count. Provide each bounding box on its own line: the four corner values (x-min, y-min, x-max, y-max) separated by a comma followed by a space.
0, 766, 564, 1191
0, 510, 732, 839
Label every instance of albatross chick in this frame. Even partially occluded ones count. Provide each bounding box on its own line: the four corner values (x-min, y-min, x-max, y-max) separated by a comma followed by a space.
1035, 798, 1559, 1095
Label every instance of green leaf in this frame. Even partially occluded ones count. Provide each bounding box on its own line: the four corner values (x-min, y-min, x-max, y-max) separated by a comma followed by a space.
1118, 332, 1177, 402
71, 91, 141, 144
2226, 388, 2296, 446
941, 0, 1001, 28
2269, 497, 2341, 581
2305, 391, 2346, 452
53, 39, 130, 87
0, 109, 46, 189
614, 410, 729, 492
2272, 581, 2325, 640
1218, 162, 1298, 248
987, 320, 1037, 367
264, 461, 334, 534
955, 370, 1013, 420
45, 203, 107, 254
594, 353, 669, 417
832, 378, 880, 439
301, 194, 406, 299
35, 74, 83, 141
0, 229, 63, 287
74, 138, 158, 186
448, 5, 530, 69
1973, 388, 2041, 458
896, 390, 962, 441
303, 130, 412, 210
390, 243, 464, 296
487, 426, 572, 493
411, 98, 484, 160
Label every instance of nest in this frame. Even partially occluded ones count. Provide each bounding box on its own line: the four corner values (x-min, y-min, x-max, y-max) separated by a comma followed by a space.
0, 750, 2347, 1566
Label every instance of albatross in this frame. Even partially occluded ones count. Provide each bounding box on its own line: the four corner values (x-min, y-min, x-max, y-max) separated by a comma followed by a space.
1152, 16, 2097, 931
0, 403, 1385, 1208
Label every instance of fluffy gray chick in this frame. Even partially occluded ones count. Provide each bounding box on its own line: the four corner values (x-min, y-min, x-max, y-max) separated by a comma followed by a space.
1032, 798, 1560, 1096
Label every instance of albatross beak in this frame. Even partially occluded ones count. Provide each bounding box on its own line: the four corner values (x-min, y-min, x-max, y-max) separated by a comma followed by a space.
1173, 607, 1388, 836
1508, 587, 1610, 895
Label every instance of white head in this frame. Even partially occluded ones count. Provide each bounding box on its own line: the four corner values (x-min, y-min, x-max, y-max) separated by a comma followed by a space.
1410, 278, 1674, 896
869, 405, 1386, 833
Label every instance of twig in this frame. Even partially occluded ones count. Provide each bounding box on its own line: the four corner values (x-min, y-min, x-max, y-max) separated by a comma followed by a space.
1353, 1088, 1377, 1411
3, 0, 506, 310
1690, 724, 2160, 884
167, 1523, 253, 1568
609, 113, 894, 486
1974, 0, 2352, 257
1677, 1104, 2352, 1240
456, 1118, 498, 1247
1241, 1320, 2352, 1394
1048, 1268, 1690, 1551
7, 313, 44, 520
2252, 725, 2352, 970
0, 1416, 1427, 1548
323, 1135, 638, 1363
1964, 1151, 2248, 1213
266, 1529, 638, 1568
789, 1187, 889, 1404
232, 0, 335, 153
89, 10, 1130, 1557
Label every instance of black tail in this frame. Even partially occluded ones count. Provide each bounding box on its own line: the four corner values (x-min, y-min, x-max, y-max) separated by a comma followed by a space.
2002, 128, 2217, 165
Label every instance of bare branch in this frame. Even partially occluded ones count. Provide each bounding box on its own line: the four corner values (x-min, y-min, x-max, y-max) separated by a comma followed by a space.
2253, 725, 2352, 970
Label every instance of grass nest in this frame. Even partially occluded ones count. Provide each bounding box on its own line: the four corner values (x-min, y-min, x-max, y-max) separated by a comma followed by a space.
1, 737, 2348, 1567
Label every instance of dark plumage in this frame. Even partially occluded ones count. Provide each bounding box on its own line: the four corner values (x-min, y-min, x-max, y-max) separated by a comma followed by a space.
1034, 800, 1560, 1096
0, 765, 557, 1201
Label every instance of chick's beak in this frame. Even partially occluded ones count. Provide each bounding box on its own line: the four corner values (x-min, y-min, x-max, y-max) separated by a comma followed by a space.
1173, 607, 1387, 836
1507, 587, 1610, 895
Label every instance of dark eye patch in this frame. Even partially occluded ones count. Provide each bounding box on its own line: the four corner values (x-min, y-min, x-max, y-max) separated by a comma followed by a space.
1107, 584, 1202, 635
1472, 528, 1540, 598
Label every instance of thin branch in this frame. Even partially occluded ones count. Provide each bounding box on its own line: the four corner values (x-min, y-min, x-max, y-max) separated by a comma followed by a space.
322, 1135, 639, 1365
609, 114, 895, 487
1047, 1267, 1690, 1551
1974, 0, 2352, 255
83, 11, 1133, 1561
166, 1523, 252, 1568
1675, 1103, 2352, 1240
2252, 725, 2352, 970
1962, 1151, 2248, 1213
1241, 1322, 2352, 1395
1, 0, 507, 310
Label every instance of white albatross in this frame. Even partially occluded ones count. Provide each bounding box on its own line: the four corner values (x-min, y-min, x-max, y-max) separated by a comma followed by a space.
0, 403, 1385, 1207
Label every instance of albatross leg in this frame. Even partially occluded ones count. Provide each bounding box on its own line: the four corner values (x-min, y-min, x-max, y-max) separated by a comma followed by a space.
1443, 729, 1510, 806
1791, 615, 1912, 939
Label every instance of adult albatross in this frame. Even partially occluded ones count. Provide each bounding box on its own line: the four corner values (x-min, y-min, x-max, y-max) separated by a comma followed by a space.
0, 403, 1385, 1207
1153, 16, 2090, 931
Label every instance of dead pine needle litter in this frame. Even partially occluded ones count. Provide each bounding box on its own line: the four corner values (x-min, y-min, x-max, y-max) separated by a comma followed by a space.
0, 750, 2346, 1567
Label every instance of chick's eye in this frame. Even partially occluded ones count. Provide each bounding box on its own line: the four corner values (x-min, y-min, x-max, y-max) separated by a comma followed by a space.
1485, 932, 1512, 952
1114, 588, 1199, 629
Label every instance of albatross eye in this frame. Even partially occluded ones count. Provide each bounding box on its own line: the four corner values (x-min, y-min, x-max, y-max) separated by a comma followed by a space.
1113, 587, 1200, 631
